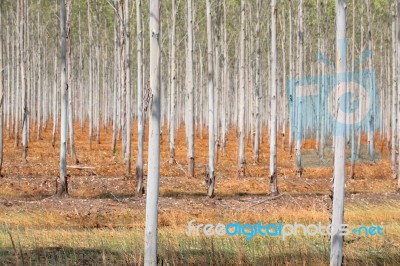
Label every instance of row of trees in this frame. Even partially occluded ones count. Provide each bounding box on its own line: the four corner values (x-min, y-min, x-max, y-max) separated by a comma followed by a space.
1, 0, 398, 191
1, 0, 400, 263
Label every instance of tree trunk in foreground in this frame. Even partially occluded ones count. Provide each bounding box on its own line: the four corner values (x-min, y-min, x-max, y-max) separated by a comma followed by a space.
144, 0, 161, 264
58, 0, 69, 197
237, 0, 246, 177
136, 0, 144, 195
330, 0, 347, 264
186, 0, 195, 177
206, 0, 215, 198
270, 0, 278, 196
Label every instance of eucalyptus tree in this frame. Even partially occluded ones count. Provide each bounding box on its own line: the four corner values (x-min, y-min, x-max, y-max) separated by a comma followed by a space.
0, 1, 4, 175
295, 0, 303, 178
330, 0, 347, 264
169, 0, 176, 165
366, 0, 375, 161
238, 0, 246, 177
206, 0, 215, 198
270, 0, 278, 196
112, 0, 119, 154
392, 1, 398, 180
58, 0, 69, 197
144, 0, 161, 263
186, 0, 195, 177
124, 0, 132, 175
397, 0, 400, 191
253, 0, 261, 163
136, 0, 144, 194
288, 0, 294, 154
20, 0, 28, 163
67, 0, 78, 164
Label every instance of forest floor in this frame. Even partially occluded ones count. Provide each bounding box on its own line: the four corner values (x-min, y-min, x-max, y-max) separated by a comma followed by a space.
0, 122, 399, 265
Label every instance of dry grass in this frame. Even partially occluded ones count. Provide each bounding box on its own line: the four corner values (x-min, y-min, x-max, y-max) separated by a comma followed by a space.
0, 121, 399, 265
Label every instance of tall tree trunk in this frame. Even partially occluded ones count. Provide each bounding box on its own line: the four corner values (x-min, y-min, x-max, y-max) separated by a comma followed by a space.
0, 1, 4, 176
350, 0, 356, 179
124, 0, 131, 175
288, 0, 294, 154
238, 0, 246, 177
295, 0, 303, 178
330, 0, 347, 264
136, 0, 144, 194
270, 0, 278, 196
58, 0, 69, 197
168, 0, 176, 165
253, 0, 261, 164
206, 0, 215, 198
393, 2, 398, 180
20, 0, 28, 163
397, 0, 400, 191
112, 0, 118, 154
366, 0, 375, 161
88, 0, 94, 149
144, 0, 161, 263
67, 0, 78, 164
186, 0, 195, 177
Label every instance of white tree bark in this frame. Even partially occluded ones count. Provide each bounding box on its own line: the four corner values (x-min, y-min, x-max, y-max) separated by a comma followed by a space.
58, 0, 69, 197
0, 1, 4, 175
238, 0, 246, 177
20, 0, 28, 163
144, 0, 161, 264
330, 0, 347, 264
136, 0, 144, 194
270, 0, 278, 196
206, 0, 215, 198
186, 0, 195, 177
295, 0, 303, 178
112, 0, 119, 154
253, 0, 261, 164
124, 0, 132, 175
67, 0, 78, 165
168, 0, 176, 165
397, 0, 400, 191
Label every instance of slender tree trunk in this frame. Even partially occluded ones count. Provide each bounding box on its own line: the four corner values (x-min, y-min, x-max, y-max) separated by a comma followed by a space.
393, 2, 398, 180
144, 0, 161, 263
124, 0, 131, 175
206, 0, 215, 198
0, 2, 4, 176
112, 0, 118, 154
168, 0, 176, 165
67, 0, 78, 164
397, 0, 400, 191
20, 0, 28, 163
289, 0, 294, 154
58, 0, 69, 197
136, 0, 144, 194
270, 0, 278, 195
295, 0, 303, 178
330, 0, 347, 264
238, 0, 246, 177
366, 0, 375, 161
281, 6, 287, 151
253, 0, 261, 164
186, 0, 195, 177
350, 0, 356, 179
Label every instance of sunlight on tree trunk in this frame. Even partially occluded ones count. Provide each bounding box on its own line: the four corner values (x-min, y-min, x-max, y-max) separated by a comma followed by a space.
144, 0, 161, 264
330, 0, 347, 264
57, 0, 69, 197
